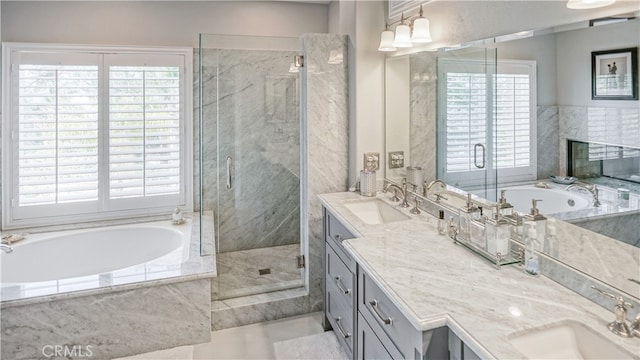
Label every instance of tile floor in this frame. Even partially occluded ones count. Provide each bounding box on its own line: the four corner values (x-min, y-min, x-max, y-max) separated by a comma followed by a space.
119, 312, 326, 360
214, 244, 304, 300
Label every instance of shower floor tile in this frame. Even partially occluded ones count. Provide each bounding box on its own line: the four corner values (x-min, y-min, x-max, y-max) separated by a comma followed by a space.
213, 244, 303, 300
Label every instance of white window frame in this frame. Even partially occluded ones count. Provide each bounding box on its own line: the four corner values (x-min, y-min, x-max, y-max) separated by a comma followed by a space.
437, 58, 537, 187
2, 43, 193, 229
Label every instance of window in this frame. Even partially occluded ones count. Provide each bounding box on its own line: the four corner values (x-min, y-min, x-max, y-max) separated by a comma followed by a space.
437, 58, 537, 187
2, 44, 193, 229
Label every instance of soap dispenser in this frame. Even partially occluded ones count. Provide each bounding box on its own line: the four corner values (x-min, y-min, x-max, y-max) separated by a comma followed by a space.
525, 199, 546, 248
486, 205, 510, 258
524, 227, 540, 276
457, 193, 476, 243
497, 190, 514, 218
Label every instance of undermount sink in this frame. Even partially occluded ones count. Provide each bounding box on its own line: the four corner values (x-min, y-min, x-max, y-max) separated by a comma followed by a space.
343, 198, 411, 225
508, 320, 635, 359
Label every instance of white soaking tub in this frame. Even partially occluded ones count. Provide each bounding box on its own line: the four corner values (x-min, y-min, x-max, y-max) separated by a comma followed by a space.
1, 220, 192, 284
500, 185, 591, 214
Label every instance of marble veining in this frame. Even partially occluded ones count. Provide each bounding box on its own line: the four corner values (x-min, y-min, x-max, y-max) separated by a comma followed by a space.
318, 192, 640, 359
536, 105, 559, 179
409, 52, 437, 184
1, 278, 211, 360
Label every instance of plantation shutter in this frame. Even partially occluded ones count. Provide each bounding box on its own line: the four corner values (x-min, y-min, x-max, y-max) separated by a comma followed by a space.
494, 70, 532, 170
4, 45, 192, 228
15, 53, 100, 208
108, 65, 181, 199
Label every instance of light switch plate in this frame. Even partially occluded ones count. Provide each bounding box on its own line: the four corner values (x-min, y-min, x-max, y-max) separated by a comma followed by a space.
363, 152, 379, 171
388, 151, 405, 169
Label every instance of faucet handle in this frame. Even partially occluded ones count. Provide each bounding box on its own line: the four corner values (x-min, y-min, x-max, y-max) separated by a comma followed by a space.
592, 286, 635, 338
592, 285, 634, 308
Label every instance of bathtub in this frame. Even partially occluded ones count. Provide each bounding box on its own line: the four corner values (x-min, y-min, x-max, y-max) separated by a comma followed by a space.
1, 220, 192, 285
500, 185, 591, 215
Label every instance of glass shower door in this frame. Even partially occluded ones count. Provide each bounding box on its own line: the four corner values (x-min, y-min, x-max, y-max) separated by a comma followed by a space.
436, 46, 498, 201
199, 34, 303, 300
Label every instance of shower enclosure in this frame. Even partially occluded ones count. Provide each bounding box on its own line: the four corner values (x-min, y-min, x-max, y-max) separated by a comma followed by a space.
198, 34, 304, 300
436, 47, 499, 201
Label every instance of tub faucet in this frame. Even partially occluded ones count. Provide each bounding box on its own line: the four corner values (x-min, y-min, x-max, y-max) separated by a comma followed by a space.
383, 180, 411, 208
1, 244, 13, 253
565, 183, 600, 207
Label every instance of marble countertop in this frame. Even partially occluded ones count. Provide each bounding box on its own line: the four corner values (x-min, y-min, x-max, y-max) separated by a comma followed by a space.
318, 191, 640, 359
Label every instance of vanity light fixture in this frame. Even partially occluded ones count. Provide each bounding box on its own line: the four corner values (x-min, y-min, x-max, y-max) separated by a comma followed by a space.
566, 0, 616, 9
378, 4, 433, 52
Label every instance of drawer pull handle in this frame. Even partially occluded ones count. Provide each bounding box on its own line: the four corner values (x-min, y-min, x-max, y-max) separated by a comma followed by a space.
335, 317, 351, 339
334, 234, 342, 241
335, 276, 351, 295
369, 300, 393, 325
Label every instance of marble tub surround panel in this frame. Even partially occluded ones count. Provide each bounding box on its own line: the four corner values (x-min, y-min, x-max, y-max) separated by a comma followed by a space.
1, 215, 215, 305
302, 34, 349, 312
536, 105, 560, 179
570, 211, 640, 247
318, 192, 640, 359
208, 48, 301, 253
1, 278, 212, 360
559, 105, 640, 175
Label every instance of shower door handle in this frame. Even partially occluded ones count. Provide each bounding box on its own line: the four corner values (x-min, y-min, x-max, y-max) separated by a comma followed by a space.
226, 156, 232, 189
474, 143, 486, 169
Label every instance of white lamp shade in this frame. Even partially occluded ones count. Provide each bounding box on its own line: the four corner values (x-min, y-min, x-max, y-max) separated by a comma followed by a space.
378, 30, 397, 52
392, 24, 413, 48
566, 0, 615, 9
411, 18, 432, 43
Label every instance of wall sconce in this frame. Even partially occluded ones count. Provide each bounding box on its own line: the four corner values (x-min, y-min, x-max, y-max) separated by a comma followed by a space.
378, 5, 432, 52
566, 0, 616, 9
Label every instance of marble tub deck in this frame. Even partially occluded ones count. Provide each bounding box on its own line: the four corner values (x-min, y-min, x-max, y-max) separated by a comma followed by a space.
1, 215, 216, 360
318, 192, 640, 359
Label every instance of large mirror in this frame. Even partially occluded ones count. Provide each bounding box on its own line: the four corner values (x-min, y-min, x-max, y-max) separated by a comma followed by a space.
385, 14, 640, 299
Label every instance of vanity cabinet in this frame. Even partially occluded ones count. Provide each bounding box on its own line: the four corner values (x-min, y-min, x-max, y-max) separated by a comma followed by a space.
323, 206, 449, 360
323, 207, 357, 359
448, 329, 481, 360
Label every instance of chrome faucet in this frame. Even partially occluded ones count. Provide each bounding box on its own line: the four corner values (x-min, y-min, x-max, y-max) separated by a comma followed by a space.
565, 183, 600, 207
592, 286, 635, 338
383, 180, 411, 208
423, 179, 447, 197
1, 244, 13, 253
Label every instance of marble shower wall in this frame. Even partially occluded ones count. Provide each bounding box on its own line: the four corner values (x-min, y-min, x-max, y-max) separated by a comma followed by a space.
536, 105, 560, 179
207, 34, 348, 330
199, 48, 301, 253
409, 52, 437, 184
302, 33, 349, 312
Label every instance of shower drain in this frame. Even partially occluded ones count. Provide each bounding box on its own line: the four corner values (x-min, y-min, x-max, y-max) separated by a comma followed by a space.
259, 268, 271, 275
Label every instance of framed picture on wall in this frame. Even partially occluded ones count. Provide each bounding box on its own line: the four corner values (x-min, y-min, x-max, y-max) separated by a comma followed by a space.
592, 47, 638, 100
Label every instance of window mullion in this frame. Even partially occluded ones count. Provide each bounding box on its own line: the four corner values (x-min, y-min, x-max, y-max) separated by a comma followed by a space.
99, 55, 110, 211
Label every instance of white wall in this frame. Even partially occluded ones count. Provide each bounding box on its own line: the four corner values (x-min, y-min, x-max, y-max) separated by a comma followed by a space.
1, 1, 329, 47
496, 33, 557, 106
557, 18, 640, 107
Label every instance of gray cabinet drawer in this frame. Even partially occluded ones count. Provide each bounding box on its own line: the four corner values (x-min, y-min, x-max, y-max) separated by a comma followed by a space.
326, 283, 355, 354
326, 243, 355, 306
359, 270, 418, 359
325, 208, 356, 271
358, 313, 402, 360
327, 210, 356, 243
